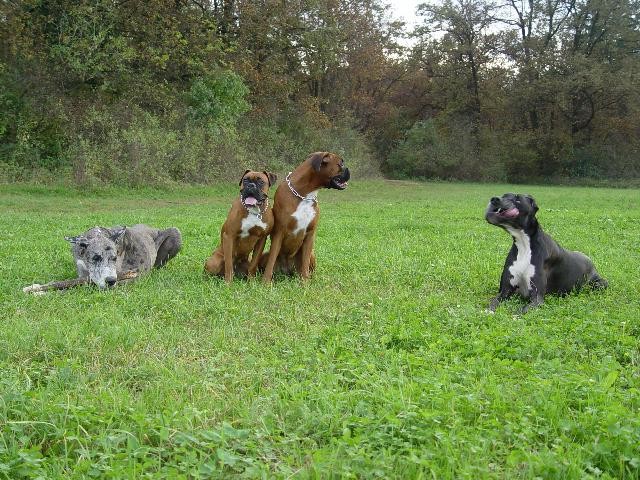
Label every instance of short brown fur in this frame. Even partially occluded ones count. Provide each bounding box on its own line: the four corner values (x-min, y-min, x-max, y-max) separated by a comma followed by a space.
204, 170, 276, 282
261, 152, 348, 282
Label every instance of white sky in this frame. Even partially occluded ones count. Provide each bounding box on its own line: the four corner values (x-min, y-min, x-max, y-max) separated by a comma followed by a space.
387, 0, 423, 29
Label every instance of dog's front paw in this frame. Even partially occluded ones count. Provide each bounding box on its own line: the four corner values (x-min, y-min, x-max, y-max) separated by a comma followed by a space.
23, 284, 48, 295
521, 301, 543, 314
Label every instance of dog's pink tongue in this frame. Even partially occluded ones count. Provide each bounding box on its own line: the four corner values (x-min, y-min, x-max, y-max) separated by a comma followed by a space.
503, 208, 519, 218
244, 196, 257, 206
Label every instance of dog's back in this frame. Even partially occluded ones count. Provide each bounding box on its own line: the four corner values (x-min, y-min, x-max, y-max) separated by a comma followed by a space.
120, 224, 159, 272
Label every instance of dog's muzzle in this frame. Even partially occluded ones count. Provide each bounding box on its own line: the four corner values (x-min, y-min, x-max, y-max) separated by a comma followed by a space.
486, 197, 519, 224
329, 168, 350, 190
242, 186, 266, 206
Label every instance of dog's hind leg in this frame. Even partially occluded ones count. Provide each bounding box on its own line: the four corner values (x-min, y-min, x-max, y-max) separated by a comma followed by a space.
204, 250, 224, 277
154, 227, 182, 268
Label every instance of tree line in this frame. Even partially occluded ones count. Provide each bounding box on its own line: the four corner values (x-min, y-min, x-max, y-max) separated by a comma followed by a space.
1, 0, 638, 185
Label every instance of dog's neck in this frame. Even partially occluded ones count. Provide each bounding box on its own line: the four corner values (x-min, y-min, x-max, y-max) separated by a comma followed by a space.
285, 170, 318, 203
525, 217, 540, 238
288, 165, 326, 197
512, 217, 540, 237
505, 217, 541, 247
506, 226, 531, 253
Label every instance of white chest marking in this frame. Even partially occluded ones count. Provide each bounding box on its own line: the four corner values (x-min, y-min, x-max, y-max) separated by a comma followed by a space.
292, 191, 318, 235
506, 227, 536, 295
240, 214, 267, 238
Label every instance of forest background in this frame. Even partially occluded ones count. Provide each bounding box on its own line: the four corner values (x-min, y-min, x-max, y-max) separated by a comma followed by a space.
1, 0, 639, 186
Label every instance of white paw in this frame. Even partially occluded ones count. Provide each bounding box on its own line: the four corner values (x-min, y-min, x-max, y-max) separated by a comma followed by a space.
23, 284, 44, 294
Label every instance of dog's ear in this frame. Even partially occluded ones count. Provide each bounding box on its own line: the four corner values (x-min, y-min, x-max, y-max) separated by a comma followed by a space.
65, 235, 88, 254
263, 171, 277, 187
524, 195, 538, 214
65, 235, 88, 248
110, 227, 126, 244
239, 169, 251, 186
309, 152, 330, 172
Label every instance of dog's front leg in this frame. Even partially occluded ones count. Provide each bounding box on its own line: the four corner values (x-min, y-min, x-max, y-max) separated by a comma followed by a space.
521, 299, 542, 313
489, 271, 516, 311
521, 275, 545, 313
75, 259, 89, 279
222, 232, 234, 283
522, 293, 544, 313
489, 289, 515, 311
298, 229, 316, 280
263, 229, 284, 283
248, 236, 267, 278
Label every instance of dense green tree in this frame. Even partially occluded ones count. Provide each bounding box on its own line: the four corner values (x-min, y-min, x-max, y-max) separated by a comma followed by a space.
0, 0, 638, 183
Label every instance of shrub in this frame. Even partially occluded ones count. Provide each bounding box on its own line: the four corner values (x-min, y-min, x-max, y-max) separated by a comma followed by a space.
187, 71, 251, 131
385, 120, 460, 179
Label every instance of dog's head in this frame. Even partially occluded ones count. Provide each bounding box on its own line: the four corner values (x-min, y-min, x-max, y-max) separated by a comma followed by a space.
485, 193, 539, 230
308, 152, 350, 190
239, 170, 277, 208
65, 227, 126, 289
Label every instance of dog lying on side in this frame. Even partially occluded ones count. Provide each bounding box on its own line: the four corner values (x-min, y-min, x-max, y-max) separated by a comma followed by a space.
65, 224, 182, 289
204, 170, 277, 282
485, 193, 607, 312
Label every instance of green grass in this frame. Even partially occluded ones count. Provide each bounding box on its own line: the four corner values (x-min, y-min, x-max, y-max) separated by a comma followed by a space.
1, 181, 639, 479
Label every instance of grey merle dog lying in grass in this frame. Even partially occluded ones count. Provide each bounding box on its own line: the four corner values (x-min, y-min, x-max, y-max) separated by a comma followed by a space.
486, 193, 607, 313
64, 224, 182, 289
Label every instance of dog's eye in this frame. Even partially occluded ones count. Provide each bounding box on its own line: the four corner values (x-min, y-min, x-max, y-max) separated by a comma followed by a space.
92, 255, 102, 262
110, 256, 117, 261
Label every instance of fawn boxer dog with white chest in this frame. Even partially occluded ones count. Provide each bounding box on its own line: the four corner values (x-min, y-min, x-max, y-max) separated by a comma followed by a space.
204, 170, 277, 282
260, 152, 350, 282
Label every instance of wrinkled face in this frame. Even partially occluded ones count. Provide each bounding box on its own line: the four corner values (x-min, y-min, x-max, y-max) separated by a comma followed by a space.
309, 152, 350, 190
66, 229, 124, 289
239, 170, 276, 208
485, 193, 539, 229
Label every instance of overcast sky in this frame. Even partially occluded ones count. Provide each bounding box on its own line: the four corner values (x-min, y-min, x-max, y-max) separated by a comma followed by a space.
387, 0, 422, 29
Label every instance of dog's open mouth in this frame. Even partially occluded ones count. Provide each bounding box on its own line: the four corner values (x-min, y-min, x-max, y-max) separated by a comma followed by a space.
330, 176, 349, 190
242, 195, 265, 206
494, 207, 519, 218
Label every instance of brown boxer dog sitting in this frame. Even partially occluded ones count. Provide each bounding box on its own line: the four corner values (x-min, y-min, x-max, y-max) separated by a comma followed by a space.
260, 152, 350, 282
204, 170, 277, 282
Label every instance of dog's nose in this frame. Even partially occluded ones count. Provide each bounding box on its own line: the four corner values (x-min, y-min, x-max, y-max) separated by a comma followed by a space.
490, 197, 500, 205
105, 277, 117, 287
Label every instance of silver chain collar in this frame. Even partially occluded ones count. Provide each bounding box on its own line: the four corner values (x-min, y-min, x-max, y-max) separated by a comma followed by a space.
286, 172, 317, 204
241, 194, 268, 220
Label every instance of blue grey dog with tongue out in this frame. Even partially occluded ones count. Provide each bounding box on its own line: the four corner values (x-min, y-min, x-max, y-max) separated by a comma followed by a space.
485, 193, 607, 313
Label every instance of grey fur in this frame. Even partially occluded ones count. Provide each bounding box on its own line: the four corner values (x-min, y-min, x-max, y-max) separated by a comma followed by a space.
65, 224, 182, 289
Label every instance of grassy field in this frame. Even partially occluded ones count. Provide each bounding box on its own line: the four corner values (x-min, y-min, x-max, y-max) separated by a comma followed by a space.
1, 181, 639, 479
